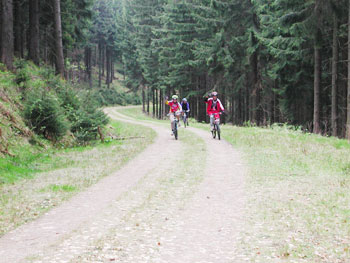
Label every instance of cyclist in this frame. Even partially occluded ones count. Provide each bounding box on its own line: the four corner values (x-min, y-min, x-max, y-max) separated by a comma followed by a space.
165, 95, 182, 134
204, 91, 225, 132
181, 98, 190, 126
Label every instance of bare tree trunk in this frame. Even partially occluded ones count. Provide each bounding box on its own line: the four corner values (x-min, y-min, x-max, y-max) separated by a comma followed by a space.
1, 0, 14, 70
250, 10, 259, 125
159, 89, 162, 119
106, 46, 110, 88
102, 45, 105, 76
28, 0, 40, 64
147, 87, 150, 115
98, 42, 102, 88
142, 85, 145, 113
155, 89, 158, 119
53, 0, 64, 76
111, 53, 114, 83
346, 0, 350, 139
0, 1, 2, 55
85, 46, 92, 88
331, 15, 339, 137
13, 0, 22, 57
152, 87, 155, 118
313, 42, 321, 134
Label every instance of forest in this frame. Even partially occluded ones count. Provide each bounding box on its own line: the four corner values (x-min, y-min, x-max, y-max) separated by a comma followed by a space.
1, 0, 350, 138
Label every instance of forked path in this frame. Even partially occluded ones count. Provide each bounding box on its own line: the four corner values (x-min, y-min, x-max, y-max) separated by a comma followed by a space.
0, 108, 245, 263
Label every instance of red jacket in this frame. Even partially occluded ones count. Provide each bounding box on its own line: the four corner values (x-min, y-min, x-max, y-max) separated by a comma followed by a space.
205, 98, 225, 115
166, 100, 182, 113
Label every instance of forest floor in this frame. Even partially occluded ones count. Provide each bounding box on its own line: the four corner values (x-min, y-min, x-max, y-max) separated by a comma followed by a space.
0, 107, 246, 263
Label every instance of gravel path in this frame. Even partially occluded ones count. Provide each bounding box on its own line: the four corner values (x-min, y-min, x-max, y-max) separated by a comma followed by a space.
0, 108, 245, 263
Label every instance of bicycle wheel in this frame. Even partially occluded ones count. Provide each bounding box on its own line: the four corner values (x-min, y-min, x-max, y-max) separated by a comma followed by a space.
212, 127, 216, 139
183, 116, 187, 128
174, 122, 178, 140
217, 125, 221, 140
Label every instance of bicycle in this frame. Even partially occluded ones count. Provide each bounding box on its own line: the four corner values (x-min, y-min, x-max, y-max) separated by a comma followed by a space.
210, 112, 222, 140
182, 110, 189, 128
173, 118, 179, 140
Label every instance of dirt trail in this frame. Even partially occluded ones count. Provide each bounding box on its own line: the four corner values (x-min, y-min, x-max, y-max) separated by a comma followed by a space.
0, 108, 245, 263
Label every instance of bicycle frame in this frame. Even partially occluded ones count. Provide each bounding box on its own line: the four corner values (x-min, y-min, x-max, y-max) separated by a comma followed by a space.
210, 112, 222, 140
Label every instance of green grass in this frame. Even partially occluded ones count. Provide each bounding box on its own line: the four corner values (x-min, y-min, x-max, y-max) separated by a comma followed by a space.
187, 119, 350, 261
0, 147, 53, 184
39, 184, 77, 193
217, 124, 350, 262
117, 106, 163, 122
0, 118, 151, 185
0, 118, 156, 236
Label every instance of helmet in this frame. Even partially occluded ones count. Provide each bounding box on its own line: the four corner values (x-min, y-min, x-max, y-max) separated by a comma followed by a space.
212, 91, 218, 97
182, 98, 187, 102
172, 95, 179, 100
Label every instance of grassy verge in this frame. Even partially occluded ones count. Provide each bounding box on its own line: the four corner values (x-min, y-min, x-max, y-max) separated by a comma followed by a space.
117, 106, 166, 122
0, 119, 156, 236
219, 125, 350, 262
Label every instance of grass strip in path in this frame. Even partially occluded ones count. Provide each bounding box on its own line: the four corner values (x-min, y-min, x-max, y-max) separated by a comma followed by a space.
0, 119, 155, 236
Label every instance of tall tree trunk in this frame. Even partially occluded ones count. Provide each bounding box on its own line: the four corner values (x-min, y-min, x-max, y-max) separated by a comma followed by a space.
159, 89, 162, 119
85, 46, 92, 88
106, 46, 110, 88
142, 85, 145, 113
102, 45, 105, 76
331, 15, 339, 137
1, 0, 14, 70
250, 34, 258, 124
249, 8, 260, 125
346, 0, 350, 139
0, 1, 2, 55
28, 0, 40, 64
98, 42, 102, 88
245, 74, 250, 123
53, 0, 64, 76
313, 31, 322, 134
152, 87, 155, 118
13, 0, 22, 57
155, 88, 159, 119
111, 54, 114, 83
147, 87, 150, 115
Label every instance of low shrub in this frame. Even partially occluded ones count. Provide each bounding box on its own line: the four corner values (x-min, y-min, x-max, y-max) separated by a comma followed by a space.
57, 87, 109, 142
69, 107, 109, 142
14, 60, 31, 89
24, 89, 69, 140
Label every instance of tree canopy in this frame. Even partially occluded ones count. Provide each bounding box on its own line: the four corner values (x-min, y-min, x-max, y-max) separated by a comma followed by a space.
1, 0, 350, 137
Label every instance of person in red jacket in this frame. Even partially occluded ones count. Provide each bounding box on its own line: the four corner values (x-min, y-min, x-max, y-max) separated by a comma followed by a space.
204, 91, 225, 131
165, 95, 182, 133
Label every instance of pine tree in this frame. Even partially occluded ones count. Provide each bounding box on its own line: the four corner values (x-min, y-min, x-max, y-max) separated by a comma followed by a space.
53, 0, 65, 76
1, 0, 14, 70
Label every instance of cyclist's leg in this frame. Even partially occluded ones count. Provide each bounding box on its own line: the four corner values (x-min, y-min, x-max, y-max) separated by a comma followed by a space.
170, 113, 175, 131
176, 111, 181, 124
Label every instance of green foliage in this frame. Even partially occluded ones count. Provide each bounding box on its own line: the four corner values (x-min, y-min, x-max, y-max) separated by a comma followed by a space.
14, 60, 111, 143
13, 60, 31, 89
24, 89, 69, 139
55, 86, 110, 142
49, 184, 77, 192
69, 105, 109, 142
91, 86, 141, 106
